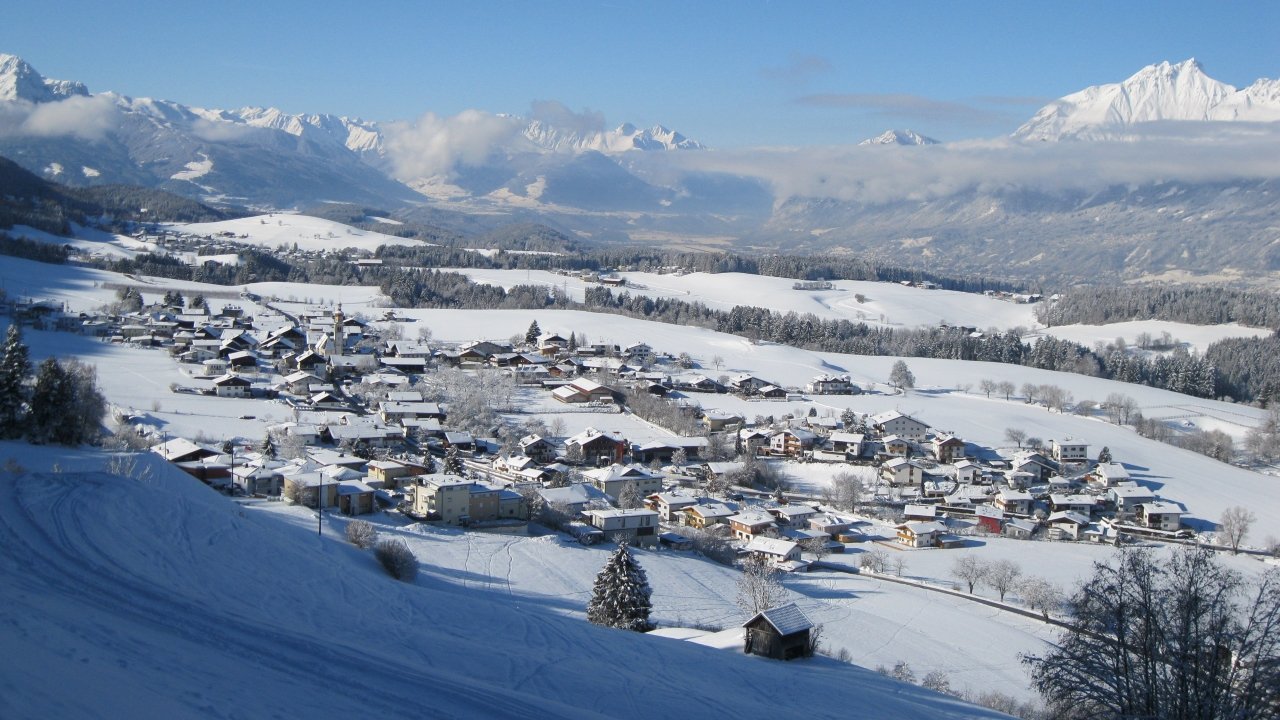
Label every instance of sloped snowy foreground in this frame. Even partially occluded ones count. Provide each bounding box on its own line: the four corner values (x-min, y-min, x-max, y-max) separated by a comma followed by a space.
0, 448, 1004, 720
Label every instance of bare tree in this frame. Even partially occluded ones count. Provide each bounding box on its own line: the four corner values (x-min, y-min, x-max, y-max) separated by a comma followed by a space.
951, 555, 989, 594
889, 555, 907, 578
979, 379, 996, 398
997, 380, 1015, 401
1020, 383, 1038, 404
859, 549, 888, 573
1020, 576, 1064, 619
1004, 428, 1027, 449
1220, 506, 1256, 554
984, 559, 1022, 602
826, 471, 863, 512
736, 553, 786, 616
1024, 547, 1280, 720
801, 536, 829, 562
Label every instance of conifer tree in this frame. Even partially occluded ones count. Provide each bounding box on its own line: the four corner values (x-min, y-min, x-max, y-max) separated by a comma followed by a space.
260, 433, 277, 459
443, 444, 463, 475
525, 320, 541, 345
586, 543, 653, 632
0, 324, 31, 438
28, 358, 70, 444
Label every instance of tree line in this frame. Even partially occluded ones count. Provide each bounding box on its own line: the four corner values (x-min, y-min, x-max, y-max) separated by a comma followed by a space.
1037, 285, 1280, 330
0, 325, 105, 445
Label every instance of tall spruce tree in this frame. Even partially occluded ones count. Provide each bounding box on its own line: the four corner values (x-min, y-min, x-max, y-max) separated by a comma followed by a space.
28, 358, 71, 444
524, 320, 541, 345
0, 324, 31, 438
586, 542, 653, 632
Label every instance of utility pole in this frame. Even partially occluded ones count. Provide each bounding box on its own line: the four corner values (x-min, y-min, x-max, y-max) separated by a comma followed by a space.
317, 475, 324, 536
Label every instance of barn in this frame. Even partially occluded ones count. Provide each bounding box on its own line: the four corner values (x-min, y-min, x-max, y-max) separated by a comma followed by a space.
742, 603, 814, 661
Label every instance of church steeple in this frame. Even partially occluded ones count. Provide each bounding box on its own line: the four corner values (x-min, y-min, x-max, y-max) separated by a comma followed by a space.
332, 304, 344, 357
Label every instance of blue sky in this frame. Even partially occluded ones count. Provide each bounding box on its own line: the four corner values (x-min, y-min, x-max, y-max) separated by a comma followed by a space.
3, 0, 1276, 146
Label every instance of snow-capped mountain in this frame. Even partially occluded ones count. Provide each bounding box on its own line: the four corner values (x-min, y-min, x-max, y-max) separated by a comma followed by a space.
1015, 59, 1280, 140
522, 120, 704, 153
0, 54, 88, 102
858, 129, 939, 146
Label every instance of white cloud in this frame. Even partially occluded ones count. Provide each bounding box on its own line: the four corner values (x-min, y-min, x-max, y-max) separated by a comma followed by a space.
24, 95, 117, 139
383, 109, 521, 180
0, 95, 118, 140
657, 123, 1280, 204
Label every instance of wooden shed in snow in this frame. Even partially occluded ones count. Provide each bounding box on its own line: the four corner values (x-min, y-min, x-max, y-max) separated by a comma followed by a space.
742, 603, 813, 661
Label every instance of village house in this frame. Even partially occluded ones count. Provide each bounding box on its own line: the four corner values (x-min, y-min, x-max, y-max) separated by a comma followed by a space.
1050, 438, 1089, 467
631, 437, 706, 465
929, 434, 966, 463
645, 491, 699, 522
1047, 511, 1091, 540
806, 374, 858, 395
869, 411, 929, 441
365, 459, 414, 490
903, 504, 937, 522
537, 483, 611, 515
551, 377, 615, 404
1093, 462, 1132, 487
994, 488, 1034, 515
583, 508, 659, 547
565, 428, 629, 466
378, 401, 445, 425
518, 434, 558, 463
896, 521, 945, 548
1108, 485, 1157, 518
878, 435, 911, 458
1008, 452, 1055, 484
952, 459, 982, 484
769, 428, 817, 458
583, 464, 664, 502
880, 457, 925, 487
742, 604, 814, 661
728, 510, 777, 541
769, 504, 818, 527
743, 536, 802, 565
1135, 501, 1184, 532
702, 412, 745, 433
738, 428, 772, 455
282, 472, 340, 509
975, 505, 1005, 533
827, 432, 864, 458
682, 502, 736, 529
407, 475, 473, 524
1049, 493, 1097, 516
1004, 518, 1038, 540
212, 373, 252, 398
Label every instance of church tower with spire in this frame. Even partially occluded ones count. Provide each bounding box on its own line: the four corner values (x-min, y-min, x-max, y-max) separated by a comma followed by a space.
332, 304, 344, 358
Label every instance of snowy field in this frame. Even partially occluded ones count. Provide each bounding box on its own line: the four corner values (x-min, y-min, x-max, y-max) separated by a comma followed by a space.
454, 268, 1040, 330
0, 448, 1007, 719
169, 213, 432, 253
1034, 320, 1273, 354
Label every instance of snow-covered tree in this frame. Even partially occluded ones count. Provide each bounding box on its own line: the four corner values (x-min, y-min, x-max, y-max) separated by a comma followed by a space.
1097, 446, 1113, 464
617, 479, 642, 509
951, 555, 989, 594
1219, 506, 1256, 554
984, 559, 1022, 601
524, 320, 541, 346
586, 543, 653, 632
889, 360, 915, 392
443, 444, 464, 475
0, 324, 31, 439
259, 433, 276, 459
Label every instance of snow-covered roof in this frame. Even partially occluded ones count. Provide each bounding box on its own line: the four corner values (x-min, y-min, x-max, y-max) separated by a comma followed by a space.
744, 536, 798, 557
743, 603, 813, 636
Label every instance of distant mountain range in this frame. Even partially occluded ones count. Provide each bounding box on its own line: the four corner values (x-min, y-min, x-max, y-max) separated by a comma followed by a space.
2, 53, 1279, 286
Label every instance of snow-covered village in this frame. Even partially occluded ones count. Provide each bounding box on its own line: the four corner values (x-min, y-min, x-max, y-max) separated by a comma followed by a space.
5, 8, 1280, 718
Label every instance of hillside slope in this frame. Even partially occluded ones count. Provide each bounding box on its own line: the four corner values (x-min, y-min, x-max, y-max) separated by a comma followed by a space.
0, 450, 1002, 719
